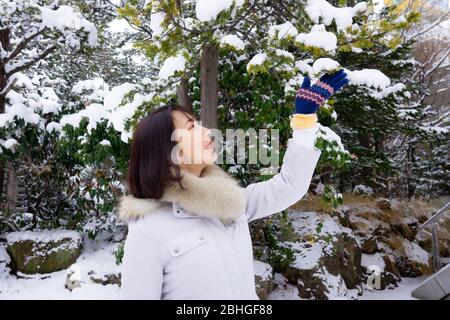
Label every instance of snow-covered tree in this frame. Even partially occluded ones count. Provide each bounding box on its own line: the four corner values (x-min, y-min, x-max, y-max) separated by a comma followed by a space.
0, 1, 148, 235
113, 0, 420, 205
0, 0, 101, 214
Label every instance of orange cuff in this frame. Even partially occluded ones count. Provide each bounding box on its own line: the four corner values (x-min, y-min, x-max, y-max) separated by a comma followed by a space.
290, 113, 318, 129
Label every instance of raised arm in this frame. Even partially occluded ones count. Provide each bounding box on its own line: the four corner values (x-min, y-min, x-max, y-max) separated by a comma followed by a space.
245, 69, 349, 222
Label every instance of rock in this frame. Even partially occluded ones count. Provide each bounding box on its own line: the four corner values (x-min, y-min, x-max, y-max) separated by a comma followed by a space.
416, 232, 432, 252
253, 260, 274, 299
280, 211, 362, 299
322, 234, 362, 289
353, 185, 374, 195
393, 223, 415, 241
330, 209, 351, 228
89, 270, 121, 286
361, 253, 399, 290
383, 254, 400, 278
6, 230, 82, 274
376, 198, 391, 210
294, 269, 329, 300
361, 237, 378, 254
395, 241, 432, 277
396, 256, 431, 277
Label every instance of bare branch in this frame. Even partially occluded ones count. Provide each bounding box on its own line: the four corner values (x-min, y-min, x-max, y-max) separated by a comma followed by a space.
5, 45, 57, 77
4, 27, 47, 63
0, 77, 17, 98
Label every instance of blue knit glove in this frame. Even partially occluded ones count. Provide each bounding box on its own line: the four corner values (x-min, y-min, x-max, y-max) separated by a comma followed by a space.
295, 69, 349, 114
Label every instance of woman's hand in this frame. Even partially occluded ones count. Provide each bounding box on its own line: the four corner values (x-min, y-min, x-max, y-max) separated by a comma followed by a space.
294, 69, 349, 115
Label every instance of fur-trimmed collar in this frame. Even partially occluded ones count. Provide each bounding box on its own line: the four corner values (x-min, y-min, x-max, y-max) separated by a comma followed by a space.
118, 165, 246, 225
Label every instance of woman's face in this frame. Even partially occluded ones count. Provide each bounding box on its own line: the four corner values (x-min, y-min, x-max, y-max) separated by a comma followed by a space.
171, 110, 217, 170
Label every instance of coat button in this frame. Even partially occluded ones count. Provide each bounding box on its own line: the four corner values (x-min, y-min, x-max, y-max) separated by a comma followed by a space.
198, 235, 204, 240
174, 248, 180, 254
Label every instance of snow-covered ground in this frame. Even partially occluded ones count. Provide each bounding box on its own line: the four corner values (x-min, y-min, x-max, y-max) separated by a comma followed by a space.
0, 240, 121, 300
267, 271, 427, 300
0, 240, 428, 300
359, 277, 428, 300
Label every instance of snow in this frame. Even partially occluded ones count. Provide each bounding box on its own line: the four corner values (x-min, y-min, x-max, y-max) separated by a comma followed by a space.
0, 241, 120, 300
108, 18, 135, 33
40, 88, 61, 114
289, 241, 323, 270
0, 235, 434, 300
275, 49, 294, 60
46, 121, 62, 133
370, 83, 406, 99
361, 253, 386, 272
158, 54, 187, 79
360, 277, 429, 300
253, 260, 273, 281
4, 138, 18, 150
353, 184, 374, 195
295, 60, 314, 75
39, 5, 98, 47
3, 95, 40, 126
6, 230, 81, 245
107, 92, 152, 142
285, 210, 353, 271
268, 273, 301, 300
346, 68, 391, 89
149, 12, 166, 37
10, 73, 34, 90
220, 34, 245, 50
268, 273, 428, 300
314, 267, 358, 299
99, 139, 111, 147
0, 113, 13, 128
72, 77, 109, 103
247, 53, 267, 71
317, 124, 348, 153
268, 22, 298, 40
296, 24, 337, 52
312, 58, 340, 74
305, 0, 367, 30
195, 0, 233, 22
404, 242, 430, 265
63, 80, 149, 143
60, 103, 109, 133
103, 83, 136, 110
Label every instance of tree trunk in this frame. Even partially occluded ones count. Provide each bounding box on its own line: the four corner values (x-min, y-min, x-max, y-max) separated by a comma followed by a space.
407, 142, 416, 199
177, 76, 192, 113
0, 28, 12, 212
4, 162, 17, 216
200, 43, 219, 129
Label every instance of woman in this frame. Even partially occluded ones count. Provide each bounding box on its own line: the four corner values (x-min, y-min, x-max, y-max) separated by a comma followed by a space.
118, 69, 349, 299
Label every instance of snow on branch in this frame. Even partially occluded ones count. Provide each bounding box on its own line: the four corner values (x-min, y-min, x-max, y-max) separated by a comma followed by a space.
305, 0, 367, 30
38, 5, 98, 48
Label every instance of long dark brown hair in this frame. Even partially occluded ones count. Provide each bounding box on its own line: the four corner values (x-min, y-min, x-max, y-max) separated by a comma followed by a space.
126, 104, 191, 199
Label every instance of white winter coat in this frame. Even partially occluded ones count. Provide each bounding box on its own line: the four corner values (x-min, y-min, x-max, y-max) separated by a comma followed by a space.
118, 127, 321, 300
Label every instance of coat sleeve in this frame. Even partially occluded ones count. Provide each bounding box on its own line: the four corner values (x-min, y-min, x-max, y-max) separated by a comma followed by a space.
244, 126, 321, 222
120, 221, 164, 300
